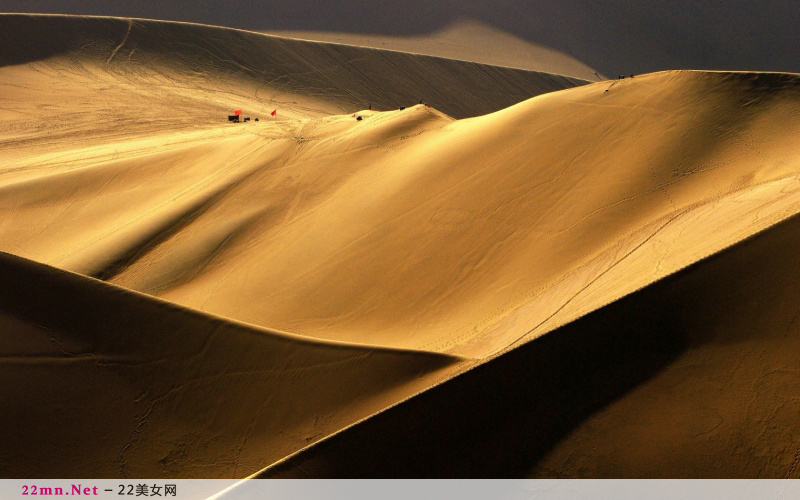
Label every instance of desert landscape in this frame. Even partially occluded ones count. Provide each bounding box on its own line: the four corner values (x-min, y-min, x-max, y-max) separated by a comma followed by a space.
1, 12, 800, 480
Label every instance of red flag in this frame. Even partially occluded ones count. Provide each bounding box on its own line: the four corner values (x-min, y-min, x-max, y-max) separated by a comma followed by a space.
234, 110, 242, 115
271, 109, 277, 117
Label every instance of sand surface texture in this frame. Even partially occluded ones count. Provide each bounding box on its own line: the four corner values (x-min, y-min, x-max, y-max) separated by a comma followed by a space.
2, 14, 800, 479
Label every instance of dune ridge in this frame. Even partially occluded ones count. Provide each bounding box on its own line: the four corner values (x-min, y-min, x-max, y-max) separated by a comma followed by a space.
2, 13, 800, 480
4, 67, 799, 358
0, 13, 587, 126
0, 251, 461, 477
263, 18, 604, 81
259, 210, 800, 478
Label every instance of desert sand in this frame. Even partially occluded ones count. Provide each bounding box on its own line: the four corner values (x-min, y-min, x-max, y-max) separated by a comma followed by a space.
1, 13, 800, 480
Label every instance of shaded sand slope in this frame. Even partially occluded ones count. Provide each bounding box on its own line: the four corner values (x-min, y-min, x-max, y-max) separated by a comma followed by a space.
265, 18, 603, 81
0, 251, 460, 477
4, 69, 799, 359
260, 210, 800, 479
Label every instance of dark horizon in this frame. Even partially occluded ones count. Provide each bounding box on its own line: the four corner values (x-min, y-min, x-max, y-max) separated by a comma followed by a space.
1, 1, 798, 77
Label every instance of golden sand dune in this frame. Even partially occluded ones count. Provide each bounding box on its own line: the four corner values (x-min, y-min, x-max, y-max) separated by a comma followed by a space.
261, 211, 800, 478
0, 14, 586, 131
5, 67, 799, 359
2, 13, 800, 479
0, 252, 460, 477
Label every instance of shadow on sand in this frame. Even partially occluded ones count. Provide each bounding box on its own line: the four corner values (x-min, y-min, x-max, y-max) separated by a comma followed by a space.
263, 259, 691, 477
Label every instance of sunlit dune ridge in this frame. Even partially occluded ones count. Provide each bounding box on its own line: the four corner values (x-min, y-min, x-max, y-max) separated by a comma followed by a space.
5, 68, 799, 359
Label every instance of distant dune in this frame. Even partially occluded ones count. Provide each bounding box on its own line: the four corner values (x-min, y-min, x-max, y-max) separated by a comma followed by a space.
2, 13, 800, 480
0, 14, 586, 124
3, 0, 797, 77
264, 19, 604, 81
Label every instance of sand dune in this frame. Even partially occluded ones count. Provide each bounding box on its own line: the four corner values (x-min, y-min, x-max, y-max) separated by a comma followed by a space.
2, 13, 800, 479
261, 212, 800, 478
0, 14, 586, 127
0, 251, 460, 477
264, 18, 604, 81
5, 67, 799, 359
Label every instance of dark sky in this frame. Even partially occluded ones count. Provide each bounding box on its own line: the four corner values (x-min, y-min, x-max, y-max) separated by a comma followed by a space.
2, 0, 798, 77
